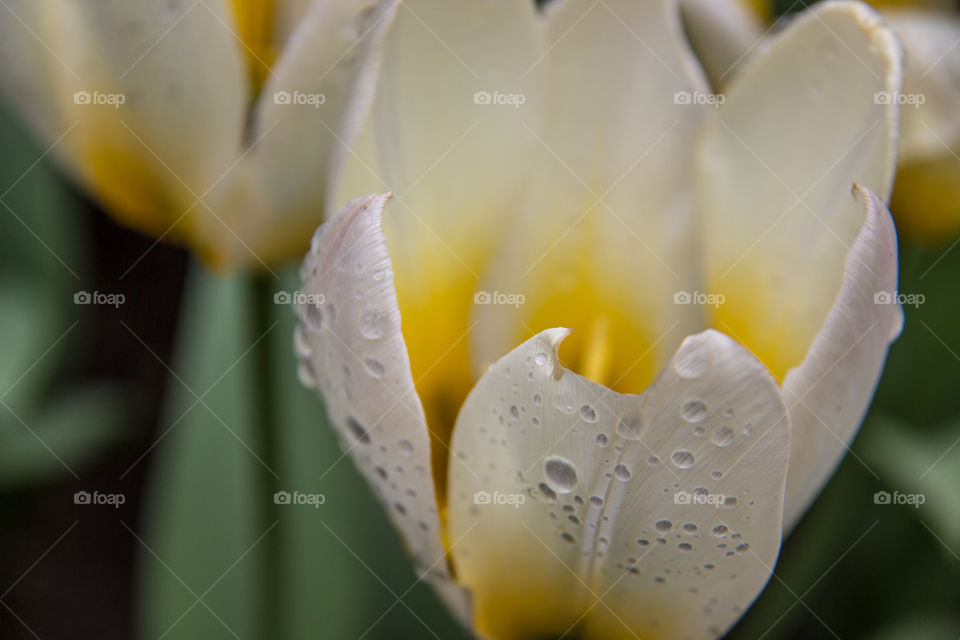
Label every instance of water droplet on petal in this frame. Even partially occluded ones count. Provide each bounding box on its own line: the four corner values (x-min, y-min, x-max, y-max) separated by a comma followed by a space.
671, 451, 695, 469
596, 434, 609, 448
681, 400, 707, 423
544, 456, 578, 493
346, 417, 370, 444
712, 427, 734, 447
359, 307, 390, 340
398, 439, 414, 455
364, 358, 385, 378
614, 463, 632, 481
304, 302, 323, 332
616, 412, 644, 440
655, 519, 672, 533
579, 405, 597, 423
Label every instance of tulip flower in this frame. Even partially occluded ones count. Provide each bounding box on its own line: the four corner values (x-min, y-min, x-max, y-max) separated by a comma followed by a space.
295, 1, 903, 638
0, 0, 396, 268
719, 0, 960, 240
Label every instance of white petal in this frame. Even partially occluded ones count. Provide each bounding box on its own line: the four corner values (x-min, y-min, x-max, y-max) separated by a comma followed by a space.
697, 0, 902, 382
781, 185, 902, 530
448, 329, 789, 640
296, 193, 469, 621
210, 0, 399, 266
0, 0, 247, 233
329, 0, 544, 483
472, 0, 712, 392
883, 8, 960, 164
679, 0, 766, 88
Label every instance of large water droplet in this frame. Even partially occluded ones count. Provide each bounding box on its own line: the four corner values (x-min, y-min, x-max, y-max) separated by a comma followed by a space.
673, 336, 712, 379
359, 307, 389, 340
712, 427, 734, 448
671, 451, 695, 469
538, 482, 558, 503
544, 456, 578, 493
681, 400, 707, 423
614, 463, 632, 481
655, 519, 672, 533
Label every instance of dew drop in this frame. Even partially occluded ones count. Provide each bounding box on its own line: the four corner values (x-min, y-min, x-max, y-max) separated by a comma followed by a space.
596, 434, 609, 448
671, 451, 695, 469
712, 427, 735, 448
683, 523, 698, 534
363, 358, 385, 378
614, 463, 632, 481
304, 302, 323, 332
359, 307, 389, 340
681, 400, 707, 423
589, 496, 604, 508
678, 542, 693, 552
655, 519, 673, 533
510, 405, 520, 420
579, 405, 597, 423
535, 352, 549, 366
538, 482, 558, 503
544, 456, 578, 493
533, 394, 542, 407
397, 439, 414, 456
346, 417, 370, 444
723, 496, 738, 507
616, 412, 644, 440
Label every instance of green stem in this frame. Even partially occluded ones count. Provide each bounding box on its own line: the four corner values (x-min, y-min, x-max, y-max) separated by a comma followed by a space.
251, 273, 282, 640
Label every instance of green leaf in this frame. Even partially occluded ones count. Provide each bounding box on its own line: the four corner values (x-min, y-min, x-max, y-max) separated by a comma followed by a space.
138, 268, 266, 640
0, 384, 129, 487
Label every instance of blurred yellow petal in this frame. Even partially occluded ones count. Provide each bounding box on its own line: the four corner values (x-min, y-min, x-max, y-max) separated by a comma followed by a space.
881, 8, 960, 241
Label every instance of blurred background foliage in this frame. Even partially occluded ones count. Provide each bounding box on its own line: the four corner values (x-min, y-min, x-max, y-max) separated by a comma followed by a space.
2, 2, 960, 639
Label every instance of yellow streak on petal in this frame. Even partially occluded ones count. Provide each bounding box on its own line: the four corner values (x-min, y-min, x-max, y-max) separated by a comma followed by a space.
227, 0, 279, 91
890, 156, 960, 241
